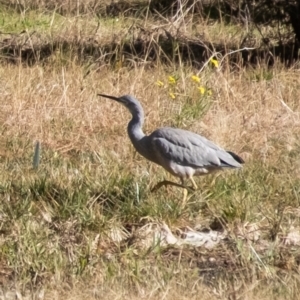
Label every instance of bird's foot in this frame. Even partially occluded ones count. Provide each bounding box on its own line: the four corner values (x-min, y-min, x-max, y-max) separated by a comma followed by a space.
151, 180, 192, 193
185, 185, 197, 191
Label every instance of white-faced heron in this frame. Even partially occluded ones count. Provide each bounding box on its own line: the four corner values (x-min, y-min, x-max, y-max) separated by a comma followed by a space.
98, 94, 244, 202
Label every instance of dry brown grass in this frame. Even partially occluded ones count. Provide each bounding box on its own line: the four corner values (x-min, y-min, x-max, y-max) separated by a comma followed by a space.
2, 62, 299, 164
1, 57, 300, 299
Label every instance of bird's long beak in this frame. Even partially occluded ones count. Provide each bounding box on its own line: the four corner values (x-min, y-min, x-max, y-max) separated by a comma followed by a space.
97, 93, 122, 103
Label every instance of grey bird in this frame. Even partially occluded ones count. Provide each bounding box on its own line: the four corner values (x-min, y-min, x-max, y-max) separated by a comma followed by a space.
98, 94, 244, 202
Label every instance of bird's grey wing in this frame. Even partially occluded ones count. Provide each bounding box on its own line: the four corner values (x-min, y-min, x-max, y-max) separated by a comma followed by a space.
150, 128, 221, 168
150, 128, 242, 168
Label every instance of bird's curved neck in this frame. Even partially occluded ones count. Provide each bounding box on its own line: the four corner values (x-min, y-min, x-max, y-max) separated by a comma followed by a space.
127, 110, 145, 146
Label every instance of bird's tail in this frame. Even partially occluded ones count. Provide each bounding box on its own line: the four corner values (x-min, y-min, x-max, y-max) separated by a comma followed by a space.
227, 151, 245, 164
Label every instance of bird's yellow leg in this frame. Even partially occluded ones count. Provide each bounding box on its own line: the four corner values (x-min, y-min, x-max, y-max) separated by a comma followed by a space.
180, 178, 188, 207
190, 177, 198, 190
151, 180, 188, 192
181, 178, 200, 207
182, 188, 188, 207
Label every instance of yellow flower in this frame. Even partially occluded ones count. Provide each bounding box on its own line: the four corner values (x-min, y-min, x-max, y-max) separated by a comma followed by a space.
168, 76, 176, 84
169, 92, 176, 99
210, 58, 219, 68
198, 86, 206, 94
191, 75, 201, 83
156, 80, 164, 87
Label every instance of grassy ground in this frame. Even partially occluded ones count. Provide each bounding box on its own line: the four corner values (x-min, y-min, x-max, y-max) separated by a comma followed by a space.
1, 3, 300, 300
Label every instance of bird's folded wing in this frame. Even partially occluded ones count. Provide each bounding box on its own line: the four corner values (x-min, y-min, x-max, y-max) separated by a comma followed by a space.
150, 127, 242, 168
150, 128, 221, 168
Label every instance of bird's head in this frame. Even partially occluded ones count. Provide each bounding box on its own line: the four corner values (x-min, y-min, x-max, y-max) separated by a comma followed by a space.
98, 94, 143, 117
